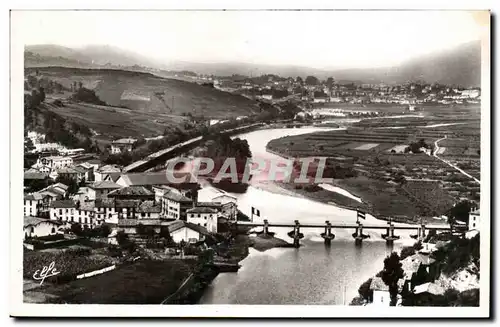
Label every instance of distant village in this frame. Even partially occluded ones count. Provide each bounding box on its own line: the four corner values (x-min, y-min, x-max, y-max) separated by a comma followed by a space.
200, 74, 481, 106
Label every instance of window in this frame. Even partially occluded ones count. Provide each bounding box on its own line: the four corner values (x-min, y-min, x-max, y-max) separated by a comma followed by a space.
71, 217, 74, 222
30, 227, 34, 233
147, 213, 150, 218
85, 218, 88, 224
473, 223, 476, 228
78, 217, 81, 223
204, 223, 207, 227
66, 209, 68, 213
59, 209, 62, 215
79, 210, 81, 215
51, 227, 55, 234
198, 214, 200, 218
204, 216, 207, 220
141, 213, 145, 218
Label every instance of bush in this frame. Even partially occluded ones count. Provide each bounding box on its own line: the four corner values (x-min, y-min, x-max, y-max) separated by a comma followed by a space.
358, 278, 373, 301
400, 245, 416, 260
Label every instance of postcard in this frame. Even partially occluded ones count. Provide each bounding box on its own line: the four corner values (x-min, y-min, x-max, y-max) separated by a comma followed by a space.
10, 9, 491, 318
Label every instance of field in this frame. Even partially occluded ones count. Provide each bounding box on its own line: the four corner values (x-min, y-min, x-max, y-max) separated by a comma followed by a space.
266, 107, 482, 220
44, 100, 189, 139
32, 259, 194, 304
26, 67, 261, 138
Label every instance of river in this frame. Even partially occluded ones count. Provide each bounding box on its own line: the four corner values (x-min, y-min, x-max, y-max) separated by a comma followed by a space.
198, 126, 416, 305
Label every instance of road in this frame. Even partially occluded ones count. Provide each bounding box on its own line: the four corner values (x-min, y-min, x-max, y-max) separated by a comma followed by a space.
432, 135, 480, 184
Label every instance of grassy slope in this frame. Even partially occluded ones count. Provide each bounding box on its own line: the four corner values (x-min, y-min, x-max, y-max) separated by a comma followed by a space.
27, 67, 260, 124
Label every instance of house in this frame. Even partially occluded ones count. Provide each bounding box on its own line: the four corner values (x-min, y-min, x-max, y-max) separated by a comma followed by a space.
73, 186, 95, 202
24, 193, 43, 217
76, 163, 95, 181
94, 164, 122, 182
212, 193, 238, 220
110, 138, 137, 154
89, 181, 122, 199
186, 206, 218, 233
162, 188, 194, 220
24, 216, 62, 240
34, 156, 73, 170
469, 208, 480, 231
24, 171, 49, 187
38, 183, 69, 201
55, 167, 82, 182
165, 220, 212, 244
137, 200, 162, 220
95, 198, 118, 225
369, 277, 390, 306
49, 199, 100, 228
49, 200, 77, 223
107, 186, 155, 201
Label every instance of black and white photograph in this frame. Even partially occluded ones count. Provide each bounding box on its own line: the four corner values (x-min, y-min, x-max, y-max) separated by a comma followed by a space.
9, 8, 491, 318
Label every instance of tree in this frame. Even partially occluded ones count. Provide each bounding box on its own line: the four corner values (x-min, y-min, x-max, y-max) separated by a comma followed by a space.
326, 77, 335, 88
99, 224, 112, 237
305, 75, 319, 86
160, 227, 175, 247
71, 223, 83, 236
296, 76, 303, 85
381, 252, 404, 306
448, 200, 475, 225
358, 278, 373, 302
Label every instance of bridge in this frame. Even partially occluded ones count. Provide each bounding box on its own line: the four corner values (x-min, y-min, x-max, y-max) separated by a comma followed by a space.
123, 123, 265, 173
237, 219, 452, 247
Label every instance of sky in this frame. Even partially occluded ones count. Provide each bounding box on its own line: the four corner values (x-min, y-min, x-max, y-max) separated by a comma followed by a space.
15, 10, 485, 69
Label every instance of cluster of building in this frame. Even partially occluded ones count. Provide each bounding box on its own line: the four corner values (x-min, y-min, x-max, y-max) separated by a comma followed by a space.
212, 75, 481, 106
24, 159, 239, 245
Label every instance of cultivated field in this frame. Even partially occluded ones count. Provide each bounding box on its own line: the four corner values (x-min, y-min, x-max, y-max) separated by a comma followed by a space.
266, 107, 481, 220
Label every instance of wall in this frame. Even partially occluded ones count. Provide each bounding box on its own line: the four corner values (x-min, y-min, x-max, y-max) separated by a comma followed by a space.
171, 227, 202, 244
372, 290, 390, 306
187, 213, 217, 233
24, 221, 59, 238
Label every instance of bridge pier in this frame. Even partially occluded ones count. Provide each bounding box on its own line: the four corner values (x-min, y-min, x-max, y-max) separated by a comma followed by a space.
352, 221, 369, 245
321, 220, 335, 245
263, 219, 269, 235
287, 220, 304, 248
382, 222, 400, 244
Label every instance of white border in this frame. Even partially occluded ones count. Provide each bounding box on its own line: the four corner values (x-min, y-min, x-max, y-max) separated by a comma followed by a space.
7, 3, 493, 319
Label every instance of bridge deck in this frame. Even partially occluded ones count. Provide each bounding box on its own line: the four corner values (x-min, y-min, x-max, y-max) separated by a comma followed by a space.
237, 222, 450, 231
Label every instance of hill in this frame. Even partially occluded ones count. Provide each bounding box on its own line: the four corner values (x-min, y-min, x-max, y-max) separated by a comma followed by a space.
24, 67, 261, 139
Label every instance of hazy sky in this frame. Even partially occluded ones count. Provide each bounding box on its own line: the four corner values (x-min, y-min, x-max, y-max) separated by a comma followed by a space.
17, 10, 484, 69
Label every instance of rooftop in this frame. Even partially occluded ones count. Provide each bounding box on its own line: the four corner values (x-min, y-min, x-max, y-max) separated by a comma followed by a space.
97, 164, 122, 173
24, 193, 43, 201
413, 282, 445, 295
95, 198, 115, 208
56, 167, 79, 174
112, 138, 137, 145
163, 189, 193, 203
165, 220, 211, 236
24, 216, 62, 228
138, 200, 161, 213
24, 171, 48, 180
187, 207, 218, 214
49, 200, 75, 209
117, 172, 196, 187
369, 277, 389, 292
108, 186, 154, 197
90, 181, 122, 190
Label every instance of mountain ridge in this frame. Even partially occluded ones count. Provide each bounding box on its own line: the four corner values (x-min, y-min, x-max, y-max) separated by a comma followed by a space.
25, 40, 481, 87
